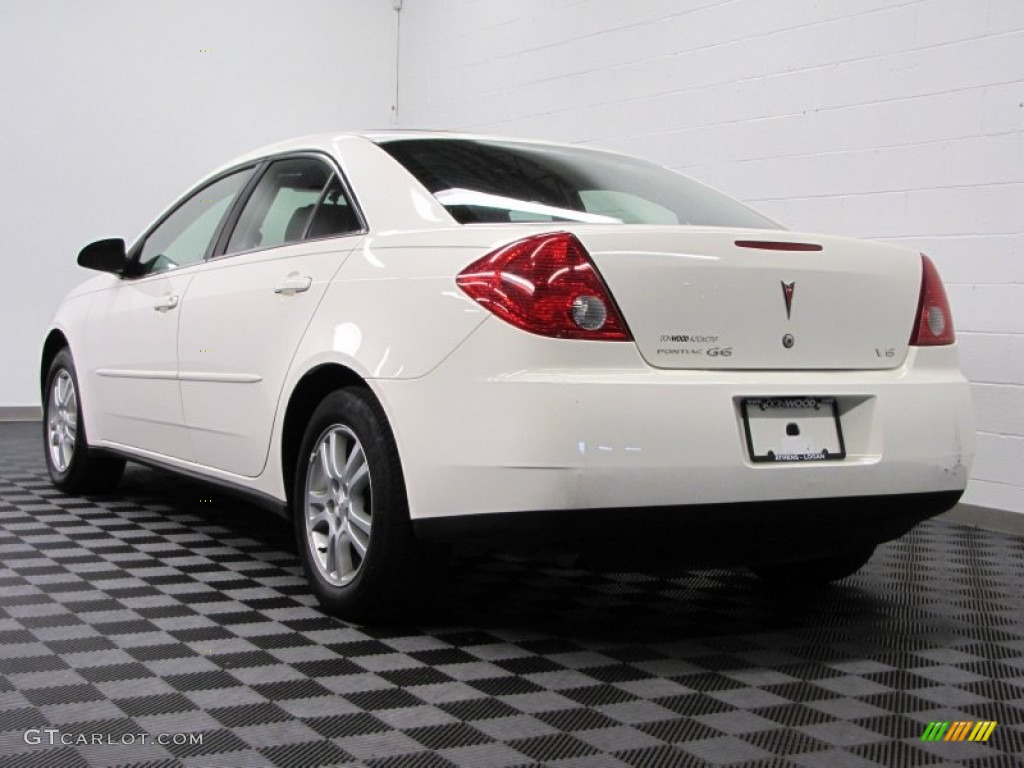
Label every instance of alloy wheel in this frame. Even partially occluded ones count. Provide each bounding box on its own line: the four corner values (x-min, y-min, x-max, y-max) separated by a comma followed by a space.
47, 370, 77, 472
304, 424, 373, 586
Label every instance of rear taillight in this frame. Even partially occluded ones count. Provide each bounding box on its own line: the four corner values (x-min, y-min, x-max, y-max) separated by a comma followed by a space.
456, 232, 631, 341
910, 254, 955, 346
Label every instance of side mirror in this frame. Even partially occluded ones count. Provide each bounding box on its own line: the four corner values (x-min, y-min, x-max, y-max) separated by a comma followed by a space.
77, 238, 128, 274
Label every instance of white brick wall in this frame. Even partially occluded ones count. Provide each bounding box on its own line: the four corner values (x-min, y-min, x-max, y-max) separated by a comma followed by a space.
399, 0, 1024, 513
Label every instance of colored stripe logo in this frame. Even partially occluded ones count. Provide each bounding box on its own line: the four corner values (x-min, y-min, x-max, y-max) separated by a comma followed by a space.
921, 721, 997, 742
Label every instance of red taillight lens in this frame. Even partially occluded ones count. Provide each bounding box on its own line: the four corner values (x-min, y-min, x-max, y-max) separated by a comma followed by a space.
456, 232, 631, 341
910, 254, 955, 346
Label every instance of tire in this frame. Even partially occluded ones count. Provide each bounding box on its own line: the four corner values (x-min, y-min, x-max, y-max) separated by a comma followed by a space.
751, 546, 875, 585
43, 348, 125, 494
293, 387, 417, 622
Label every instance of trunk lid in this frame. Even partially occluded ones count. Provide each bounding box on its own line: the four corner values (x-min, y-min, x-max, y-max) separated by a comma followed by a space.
571, 226, 921, 370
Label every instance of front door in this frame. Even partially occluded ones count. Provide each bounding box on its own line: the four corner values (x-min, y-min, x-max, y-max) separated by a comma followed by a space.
85, 168, 253, 459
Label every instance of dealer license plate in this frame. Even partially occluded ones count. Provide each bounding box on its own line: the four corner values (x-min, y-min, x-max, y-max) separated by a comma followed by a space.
742, 397, 845, 463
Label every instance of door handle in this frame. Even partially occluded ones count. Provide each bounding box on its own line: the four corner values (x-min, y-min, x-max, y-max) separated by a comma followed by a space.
274, 275, 312, 295
153, 294, 179, 312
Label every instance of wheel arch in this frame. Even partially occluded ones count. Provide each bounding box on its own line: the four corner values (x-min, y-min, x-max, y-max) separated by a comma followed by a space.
40, 329, 71, 396
280, 363, 372, 508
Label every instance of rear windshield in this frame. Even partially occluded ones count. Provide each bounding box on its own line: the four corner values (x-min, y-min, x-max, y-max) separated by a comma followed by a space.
379, 138, 779, 229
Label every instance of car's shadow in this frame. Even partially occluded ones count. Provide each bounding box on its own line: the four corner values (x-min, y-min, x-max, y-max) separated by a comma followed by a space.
110, 462, 916, 657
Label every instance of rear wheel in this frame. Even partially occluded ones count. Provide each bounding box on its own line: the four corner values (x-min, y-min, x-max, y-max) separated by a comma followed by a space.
751, 546, 875, 585
293, 387, 417, 622
43, 348, 125, 494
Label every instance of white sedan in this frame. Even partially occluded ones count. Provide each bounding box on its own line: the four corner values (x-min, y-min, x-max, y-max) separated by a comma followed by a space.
42, 132, 973, 620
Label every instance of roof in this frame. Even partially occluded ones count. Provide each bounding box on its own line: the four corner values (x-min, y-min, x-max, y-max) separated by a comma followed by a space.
224, 129, 602, 166
203, 130, 651, 193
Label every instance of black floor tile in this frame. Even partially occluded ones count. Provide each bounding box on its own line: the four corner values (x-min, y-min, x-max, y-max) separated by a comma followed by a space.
1, 421, 1022, 768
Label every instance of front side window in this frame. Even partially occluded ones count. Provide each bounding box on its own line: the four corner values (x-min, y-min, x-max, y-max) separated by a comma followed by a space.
379, 138, 780, 229
225, 157, 357, 254
135, 168, 252, 275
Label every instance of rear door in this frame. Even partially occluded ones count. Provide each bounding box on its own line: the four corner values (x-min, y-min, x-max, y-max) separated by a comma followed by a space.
177, 156, 365, 477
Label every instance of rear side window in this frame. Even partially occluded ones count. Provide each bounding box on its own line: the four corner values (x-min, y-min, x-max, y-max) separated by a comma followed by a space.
225, 157, 358, 254
308, 176, 361, 238
380, 138, 779, 229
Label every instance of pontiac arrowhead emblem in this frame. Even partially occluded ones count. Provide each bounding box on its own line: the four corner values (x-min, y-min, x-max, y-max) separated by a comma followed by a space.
781, 281, 795, 319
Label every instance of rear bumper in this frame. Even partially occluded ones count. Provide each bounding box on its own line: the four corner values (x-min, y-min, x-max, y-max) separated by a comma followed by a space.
412, 491, 962, 565
374, 320, 974, 532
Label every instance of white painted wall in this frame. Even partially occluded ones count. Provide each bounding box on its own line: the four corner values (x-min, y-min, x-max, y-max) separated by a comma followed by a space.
398, 0, 1024, 513
0, 0, 397, 406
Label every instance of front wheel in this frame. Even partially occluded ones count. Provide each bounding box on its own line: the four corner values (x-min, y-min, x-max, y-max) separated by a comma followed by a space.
751, 546, 875, 585
293, 387, 417, 622
43, 348, 125, 494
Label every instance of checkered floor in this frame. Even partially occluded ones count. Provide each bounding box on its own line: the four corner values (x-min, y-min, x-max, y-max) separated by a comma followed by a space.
1, 423, 1023, 768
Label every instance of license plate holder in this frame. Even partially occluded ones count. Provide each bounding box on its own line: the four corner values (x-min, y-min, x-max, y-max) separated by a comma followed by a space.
742, 397, 846, 463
